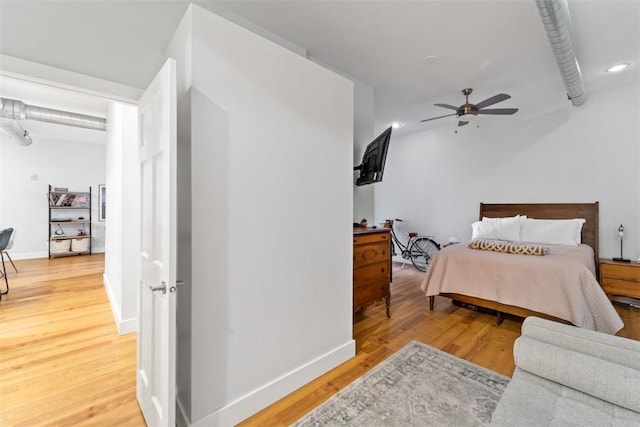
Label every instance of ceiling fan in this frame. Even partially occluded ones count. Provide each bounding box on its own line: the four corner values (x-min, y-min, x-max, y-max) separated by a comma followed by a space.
420, 88, 519, 128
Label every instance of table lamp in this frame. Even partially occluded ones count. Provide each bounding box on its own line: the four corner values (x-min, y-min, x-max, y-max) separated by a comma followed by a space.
612, 224, 631, 262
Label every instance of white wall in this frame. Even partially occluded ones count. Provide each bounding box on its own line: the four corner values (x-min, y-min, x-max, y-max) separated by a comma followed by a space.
103, 102, 139, 334
375, 83, 640, 261
168, 5, 355, 426
0, 133, 106, 259
353, 79, 375, 223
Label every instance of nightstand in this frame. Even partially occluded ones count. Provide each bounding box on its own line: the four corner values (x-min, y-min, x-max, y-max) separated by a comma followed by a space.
599, 258, 640, 300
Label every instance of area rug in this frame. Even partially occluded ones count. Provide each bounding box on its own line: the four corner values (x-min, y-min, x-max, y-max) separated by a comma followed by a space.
292, 341, 510, 426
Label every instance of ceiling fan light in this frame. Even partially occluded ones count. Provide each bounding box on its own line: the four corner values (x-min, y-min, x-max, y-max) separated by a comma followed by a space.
459, 113, 475, 122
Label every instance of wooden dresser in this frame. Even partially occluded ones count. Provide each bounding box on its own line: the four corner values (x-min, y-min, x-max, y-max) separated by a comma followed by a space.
599, 258, 640, 300
353, 228, 391, 317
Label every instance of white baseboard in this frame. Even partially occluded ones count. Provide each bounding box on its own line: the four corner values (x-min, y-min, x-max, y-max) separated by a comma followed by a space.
188, 339, 356, 427
103, 273, 137, 335
10, 251, 48, 261
116, 316, 137, 335
10, 250, 104, 261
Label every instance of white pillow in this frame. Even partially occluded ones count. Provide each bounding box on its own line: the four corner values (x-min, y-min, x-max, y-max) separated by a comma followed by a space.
472, 219, 521, 242
520, 218, 586, 246
472, 215, 526, 241
482, 215, 527, 223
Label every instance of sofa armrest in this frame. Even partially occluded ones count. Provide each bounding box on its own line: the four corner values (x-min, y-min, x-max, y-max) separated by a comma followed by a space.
520, 316, 640, 369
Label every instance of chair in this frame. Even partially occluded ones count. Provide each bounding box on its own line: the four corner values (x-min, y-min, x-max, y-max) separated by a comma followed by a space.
2, 227, 17, 273
0, 228, 13, 299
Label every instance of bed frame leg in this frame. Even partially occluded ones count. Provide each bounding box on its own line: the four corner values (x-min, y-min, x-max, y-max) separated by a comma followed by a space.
496, 312, 503, 325
429, 296, 434, 311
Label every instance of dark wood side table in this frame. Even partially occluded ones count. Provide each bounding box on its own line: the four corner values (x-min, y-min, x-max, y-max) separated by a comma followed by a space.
599, 258, 640, 300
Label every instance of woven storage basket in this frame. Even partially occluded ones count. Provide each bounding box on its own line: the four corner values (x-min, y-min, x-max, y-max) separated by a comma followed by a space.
50, 239, 71, 253
71, 238, 90, 252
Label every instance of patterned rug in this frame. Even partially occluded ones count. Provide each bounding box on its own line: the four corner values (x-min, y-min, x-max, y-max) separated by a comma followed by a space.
292, 341, 510, 426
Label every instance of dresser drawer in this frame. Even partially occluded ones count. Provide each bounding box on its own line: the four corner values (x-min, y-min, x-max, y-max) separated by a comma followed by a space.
598, 259, 640, 300
600, 263, 640, 283
353, 231, 389, 245
354, 261, 390, 288
601, 278, 640, 299
354, 242, 389, 268
354, 281, 389, 308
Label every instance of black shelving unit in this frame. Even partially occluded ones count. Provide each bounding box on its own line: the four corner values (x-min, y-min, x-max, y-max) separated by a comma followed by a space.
48, 185, 92, 258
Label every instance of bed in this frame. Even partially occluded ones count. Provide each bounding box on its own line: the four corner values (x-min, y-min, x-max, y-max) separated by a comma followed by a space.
420, 202, 624, 334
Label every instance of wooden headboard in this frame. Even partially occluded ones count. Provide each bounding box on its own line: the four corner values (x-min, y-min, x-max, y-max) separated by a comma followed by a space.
479, 202, 599, 263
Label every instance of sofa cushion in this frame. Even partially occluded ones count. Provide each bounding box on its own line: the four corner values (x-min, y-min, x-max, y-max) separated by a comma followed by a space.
491, 369, 640, 426
514, 336, 640, 413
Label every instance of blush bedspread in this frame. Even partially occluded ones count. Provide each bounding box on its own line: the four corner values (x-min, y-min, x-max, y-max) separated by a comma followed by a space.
420, 242, 624, 334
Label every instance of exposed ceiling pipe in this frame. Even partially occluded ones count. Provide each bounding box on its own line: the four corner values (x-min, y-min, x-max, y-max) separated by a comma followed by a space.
535, 0, 586, 106
0, 117, 33, 146
0, 97, 106, 131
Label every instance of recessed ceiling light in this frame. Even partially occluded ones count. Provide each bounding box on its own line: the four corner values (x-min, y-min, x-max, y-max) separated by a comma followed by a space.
391, 122, 403, 129
606, 63, 629, 73
423, 55, 438, 63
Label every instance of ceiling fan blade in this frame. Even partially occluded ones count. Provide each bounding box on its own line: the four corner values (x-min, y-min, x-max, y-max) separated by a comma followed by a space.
420, 113, 457, 123
434, 103, 458, 111
478, 108, 519, 115
458, 120, 470, 127
475, 93, 511, 109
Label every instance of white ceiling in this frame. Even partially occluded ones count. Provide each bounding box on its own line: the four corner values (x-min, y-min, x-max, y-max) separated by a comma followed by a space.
0, 0, 638, 139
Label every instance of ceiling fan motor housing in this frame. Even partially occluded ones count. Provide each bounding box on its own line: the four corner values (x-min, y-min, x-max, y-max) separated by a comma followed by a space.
457, 104, 477, 117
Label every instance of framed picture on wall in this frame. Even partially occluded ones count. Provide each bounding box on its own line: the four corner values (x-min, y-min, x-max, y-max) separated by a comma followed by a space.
99, 184, 106, 221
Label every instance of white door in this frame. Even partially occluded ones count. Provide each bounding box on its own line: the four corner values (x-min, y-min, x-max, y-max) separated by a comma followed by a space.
136, 58, 177, 427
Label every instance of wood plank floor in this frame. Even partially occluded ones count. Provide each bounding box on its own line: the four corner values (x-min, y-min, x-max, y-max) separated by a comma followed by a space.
1, 257, 638, 426
0, 254, 146, 426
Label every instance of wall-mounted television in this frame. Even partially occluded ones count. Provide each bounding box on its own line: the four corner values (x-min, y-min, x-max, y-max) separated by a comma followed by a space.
354, 126, 392, 186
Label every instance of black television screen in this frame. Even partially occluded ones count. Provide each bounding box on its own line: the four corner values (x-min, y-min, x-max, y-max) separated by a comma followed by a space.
354, 126, 392, 186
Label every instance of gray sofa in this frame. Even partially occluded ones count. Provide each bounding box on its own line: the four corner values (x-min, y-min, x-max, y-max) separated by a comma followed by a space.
491, 316, 640, 426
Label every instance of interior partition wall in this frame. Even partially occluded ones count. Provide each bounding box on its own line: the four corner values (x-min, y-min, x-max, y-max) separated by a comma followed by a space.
167, 5, 355, 426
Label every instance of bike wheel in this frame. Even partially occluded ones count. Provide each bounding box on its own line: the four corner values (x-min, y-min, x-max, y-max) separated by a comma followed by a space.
409, 237, 441, 272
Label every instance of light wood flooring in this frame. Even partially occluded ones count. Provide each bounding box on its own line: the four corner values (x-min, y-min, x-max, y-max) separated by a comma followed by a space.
1, 256, 638, 426
0, 254, 145, 426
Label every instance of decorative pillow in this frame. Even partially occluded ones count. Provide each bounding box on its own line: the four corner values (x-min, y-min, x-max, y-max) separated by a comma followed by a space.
520, 218, 586, 246
469, 239, 549, 256
472, 215, 525, 241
